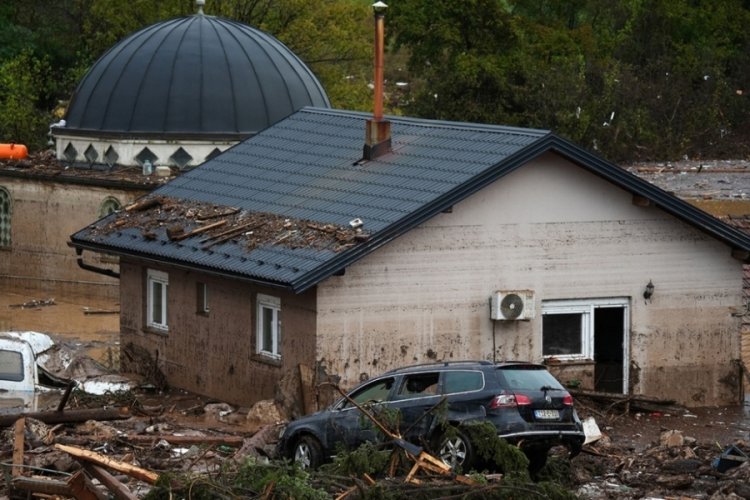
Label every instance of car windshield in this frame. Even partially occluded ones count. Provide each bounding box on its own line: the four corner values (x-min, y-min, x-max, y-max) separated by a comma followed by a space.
496, 366, 564, 392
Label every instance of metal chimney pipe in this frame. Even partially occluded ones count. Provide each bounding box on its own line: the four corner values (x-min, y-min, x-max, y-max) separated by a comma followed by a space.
363, 1, 391, 161
372, 1, 386, 121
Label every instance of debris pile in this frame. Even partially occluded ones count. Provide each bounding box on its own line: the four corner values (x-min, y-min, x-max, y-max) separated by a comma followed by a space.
87, 195, 371, 252
0, 151, 173, 186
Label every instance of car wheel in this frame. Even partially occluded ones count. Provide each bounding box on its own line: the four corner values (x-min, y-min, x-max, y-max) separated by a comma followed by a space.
524, 447, 549, 475
436, 428, 474, 471
293, 435, 323, 470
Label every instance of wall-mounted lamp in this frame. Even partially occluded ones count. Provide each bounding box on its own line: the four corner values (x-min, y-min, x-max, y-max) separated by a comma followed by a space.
643, 280, 655, 300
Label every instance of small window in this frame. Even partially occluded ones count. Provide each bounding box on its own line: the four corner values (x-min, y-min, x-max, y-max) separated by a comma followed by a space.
147, 269, 169, 331
197, 282, 209, 314
99, 196, 122, 217
256, 294, 281, 359
0, 350, 24, 381
0, 187, 11, 248
397, 373, 440, 398
442, 371, 484, 394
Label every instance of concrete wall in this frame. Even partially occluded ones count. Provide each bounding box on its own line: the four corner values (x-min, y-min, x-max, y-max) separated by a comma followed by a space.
119, 260, 317, 408
316, 153, 743, 406
0, 176, 145, 297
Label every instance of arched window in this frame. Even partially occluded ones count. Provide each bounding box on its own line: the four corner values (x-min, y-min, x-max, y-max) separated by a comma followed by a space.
99, 197, 122, 217
0, 187, 11, 248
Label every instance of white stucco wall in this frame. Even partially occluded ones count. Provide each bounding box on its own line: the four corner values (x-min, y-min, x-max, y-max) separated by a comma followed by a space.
316, 152, 743, 406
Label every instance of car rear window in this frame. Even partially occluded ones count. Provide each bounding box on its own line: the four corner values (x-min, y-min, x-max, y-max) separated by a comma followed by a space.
0, 349, 24, 382
496, 366, 563, 392
442, 370, 484, 394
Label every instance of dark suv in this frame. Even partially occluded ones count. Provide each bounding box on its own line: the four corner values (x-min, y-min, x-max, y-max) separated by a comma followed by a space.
277, 360, 585, 472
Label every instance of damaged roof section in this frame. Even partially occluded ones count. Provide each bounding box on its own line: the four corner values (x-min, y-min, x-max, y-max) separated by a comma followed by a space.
75, 195, 371, 286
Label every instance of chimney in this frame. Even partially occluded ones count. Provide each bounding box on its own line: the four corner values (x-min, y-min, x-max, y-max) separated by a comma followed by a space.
363, 1, 391, 160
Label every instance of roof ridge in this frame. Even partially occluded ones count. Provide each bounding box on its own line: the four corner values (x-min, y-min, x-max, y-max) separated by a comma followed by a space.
297, 107, 551, 137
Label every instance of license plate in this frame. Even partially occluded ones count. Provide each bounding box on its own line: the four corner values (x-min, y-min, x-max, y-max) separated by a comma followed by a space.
534, 409, 560, 419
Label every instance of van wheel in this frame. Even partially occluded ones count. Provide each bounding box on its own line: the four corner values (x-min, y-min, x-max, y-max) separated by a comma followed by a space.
293, 435, 323, 470
435, 428, 474, 471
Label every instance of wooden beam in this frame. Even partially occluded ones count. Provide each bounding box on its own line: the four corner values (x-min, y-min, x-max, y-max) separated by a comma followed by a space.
123, 434, 243, 446
67, 470, 101, 500
84, 464, 139, 500
12, 418, 25, 477
54, 444, 159, 484
0, 407, 130, 428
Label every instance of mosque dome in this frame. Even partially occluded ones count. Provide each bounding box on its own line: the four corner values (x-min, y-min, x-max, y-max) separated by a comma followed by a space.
52, 9, 330, 168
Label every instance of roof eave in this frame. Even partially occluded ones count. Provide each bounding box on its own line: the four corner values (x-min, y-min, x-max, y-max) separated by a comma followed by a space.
70, 238, 296, 292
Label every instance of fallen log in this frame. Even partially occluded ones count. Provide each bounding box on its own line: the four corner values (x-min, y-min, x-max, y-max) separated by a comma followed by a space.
55, 443, 159, 484
124, 434, 244, 446
0, 407, 130, 428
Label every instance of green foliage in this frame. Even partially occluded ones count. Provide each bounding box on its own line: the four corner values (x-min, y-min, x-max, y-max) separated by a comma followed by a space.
323, 441, 392, 476
461, 421, 530, 478
389, 0, 750, 161
145, 457, 329, 500
0, 50, 53, 147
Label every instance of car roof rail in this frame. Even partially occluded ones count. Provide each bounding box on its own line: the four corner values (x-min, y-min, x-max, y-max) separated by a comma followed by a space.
384, 360, 494, 374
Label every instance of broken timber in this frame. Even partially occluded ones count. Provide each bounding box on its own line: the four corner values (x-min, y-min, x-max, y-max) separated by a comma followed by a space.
55, 443, 159, 484
84, 463, 139, 500
124, 434, 244, 446
0, 407, 130, 428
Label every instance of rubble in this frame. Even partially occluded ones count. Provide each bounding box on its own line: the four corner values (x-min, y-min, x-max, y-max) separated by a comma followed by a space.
85, 194, 372, 253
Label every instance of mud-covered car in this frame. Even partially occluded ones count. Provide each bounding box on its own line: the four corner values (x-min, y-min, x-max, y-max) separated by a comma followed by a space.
277, 360, 585, 472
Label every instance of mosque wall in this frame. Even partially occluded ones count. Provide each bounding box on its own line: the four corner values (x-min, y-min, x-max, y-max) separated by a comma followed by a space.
0, 174, 146, 297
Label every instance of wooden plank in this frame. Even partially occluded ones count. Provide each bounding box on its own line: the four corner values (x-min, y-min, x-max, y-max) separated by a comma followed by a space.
12, 417, 25, 477
84, 464, 139, 500
11, 476, 72, 495
54, 444, 159, 484
67, 470, 101, 500
170, 219, 227, 241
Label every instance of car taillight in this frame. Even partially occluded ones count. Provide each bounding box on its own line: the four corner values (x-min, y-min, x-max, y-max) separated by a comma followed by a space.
562, 392, 574, 406
489, 392, 532, 409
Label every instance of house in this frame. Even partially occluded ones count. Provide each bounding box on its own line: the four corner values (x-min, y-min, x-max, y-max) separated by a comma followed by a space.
69, 106, 750, 410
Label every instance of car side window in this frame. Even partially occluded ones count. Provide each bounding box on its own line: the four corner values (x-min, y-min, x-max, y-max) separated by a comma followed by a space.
396, 372, 440, 398
442, 371, 484, 394
341, 377, 395, 409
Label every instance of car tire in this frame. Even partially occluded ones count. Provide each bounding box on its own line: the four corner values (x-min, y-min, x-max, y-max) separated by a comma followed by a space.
525, 447, 549, 475
293, 435, 323, 470
435, 427, 474, 471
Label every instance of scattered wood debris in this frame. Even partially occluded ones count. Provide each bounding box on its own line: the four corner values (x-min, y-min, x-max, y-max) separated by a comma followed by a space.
86, 195, 371, 253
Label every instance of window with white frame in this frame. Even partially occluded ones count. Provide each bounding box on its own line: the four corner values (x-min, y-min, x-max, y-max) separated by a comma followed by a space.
147, 270, 169, 331
542, 298, 628, 360
256, 294, 281, 359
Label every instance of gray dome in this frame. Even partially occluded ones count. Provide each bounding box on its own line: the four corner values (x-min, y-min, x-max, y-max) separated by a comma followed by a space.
63, 14, 330, 139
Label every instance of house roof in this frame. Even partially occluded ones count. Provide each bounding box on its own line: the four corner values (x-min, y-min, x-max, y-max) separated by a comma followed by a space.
70, 107, 750, 292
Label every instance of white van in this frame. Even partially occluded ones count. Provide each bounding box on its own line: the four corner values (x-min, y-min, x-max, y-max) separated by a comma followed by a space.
0, 332, 57, 413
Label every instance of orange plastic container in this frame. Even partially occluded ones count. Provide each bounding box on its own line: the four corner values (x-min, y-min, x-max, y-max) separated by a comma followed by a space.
0, 144, 29, 160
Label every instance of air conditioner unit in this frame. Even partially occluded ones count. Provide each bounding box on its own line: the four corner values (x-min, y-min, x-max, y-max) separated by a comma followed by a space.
490, 290, 535, 321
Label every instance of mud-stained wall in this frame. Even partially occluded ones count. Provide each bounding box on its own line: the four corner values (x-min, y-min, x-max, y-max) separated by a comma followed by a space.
316, 153, 743, 406
119, 260, 317, 407
0, 176, 144, 297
